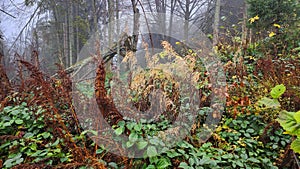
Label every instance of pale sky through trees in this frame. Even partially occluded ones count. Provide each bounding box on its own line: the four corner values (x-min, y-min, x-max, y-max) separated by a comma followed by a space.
0, 0, 36, 43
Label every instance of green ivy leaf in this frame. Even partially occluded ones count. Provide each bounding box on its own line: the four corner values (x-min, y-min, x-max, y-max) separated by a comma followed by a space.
3, 121, 12, 127
60, 157, 69, 163
222, 153, 233, 159
246, 128, 255, 133
149, 137, 161, 146
41, 132, 51, 139
11, 109, 20, 116
136, 141, 148, 150
96, 149, 104, 154
188, 157, 195, 166
24, 132, 34, 138
145, 165, 156, 169
0, 142, 11, 149
29, 143, 37, 151
134, 123, 142, 131
51, 139, 60, 147
291, 138, 300, 153
149, 156, 159, 164
166, 150, 180, 158
129, 132, 138, 143
14, 119, 23, 125
126, 122, 135, 130
247, 157, 260, 163
156, 158, 171, 169
177, 141, 193, 149
117, 120, 125, 127
108, 162, 118, 168
114, 126, 125, 135
147, 146, 158, 157
178, 162, 190, 169
235, 160, 244, 167
199, 156, 212, 165
270, 84, 286, 99
126, 141, 134, 148
3, 153, 24, 168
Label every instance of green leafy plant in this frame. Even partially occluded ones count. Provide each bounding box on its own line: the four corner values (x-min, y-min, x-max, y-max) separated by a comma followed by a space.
0, 102, 72, 168
214, 114, 290, 169
256, 84, 300, 155
277, 110, 300, 154
257, 84, 286, 109
111, 112, 290, 168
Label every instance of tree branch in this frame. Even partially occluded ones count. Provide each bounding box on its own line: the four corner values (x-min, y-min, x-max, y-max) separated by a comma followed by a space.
0, 9, 16, 19
7, 0, 45, 53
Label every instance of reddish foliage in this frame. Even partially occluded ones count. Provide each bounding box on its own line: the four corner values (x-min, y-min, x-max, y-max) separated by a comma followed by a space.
255, 58, 300, 111
95, 58, 124, 127
0, 57, 107, 168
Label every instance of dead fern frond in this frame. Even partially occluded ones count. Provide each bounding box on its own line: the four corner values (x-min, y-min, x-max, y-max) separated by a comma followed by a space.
19, 59, 106, 168
95, 58, 124, 127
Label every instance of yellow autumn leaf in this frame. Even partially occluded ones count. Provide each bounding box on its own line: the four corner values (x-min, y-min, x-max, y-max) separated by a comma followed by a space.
215, 126, 222, 132
249, 56, 255, 60
283, 131, 291, 135
269, 32, 276, 37
273, 23, 281, 28
249, 15, 259, 24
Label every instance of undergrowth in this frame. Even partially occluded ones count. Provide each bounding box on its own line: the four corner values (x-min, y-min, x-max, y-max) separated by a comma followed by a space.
0, 36, 299, 168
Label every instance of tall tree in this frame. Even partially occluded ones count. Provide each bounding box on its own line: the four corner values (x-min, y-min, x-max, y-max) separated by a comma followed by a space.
213, 0, 221, 46
131, 0, 140, 51
176, 0, 208, 40
0, 31, 12, 100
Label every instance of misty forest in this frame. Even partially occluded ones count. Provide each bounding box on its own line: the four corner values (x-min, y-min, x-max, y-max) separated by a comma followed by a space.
0, 0, 300, 168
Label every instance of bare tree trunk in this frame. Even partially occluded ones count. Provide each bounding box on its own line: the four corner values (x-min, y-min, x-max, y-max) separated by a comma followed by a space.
64, 0, 70, 67
69, 1, 74, 65
93, 0, 98, 32
168, 0, 177, 41
0, 36, 12, 100
116, 0, 121, 74
131, 0, 140, 51
242, 0, 248, 46
107, 0, 115, 70
63, 22, 67, 66
184, 0, 190, 41
50, 0, 64, 65
203, 0, 213, 33
32, 28, 38, 51
155, 0, 167, 38
75, 2, 80, 63
108, 0, 114, 46
213, 0, 221, 47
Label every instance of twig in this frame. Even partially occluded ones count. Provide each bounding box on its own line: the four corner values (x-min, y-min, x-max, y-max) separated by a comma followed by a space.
137, 0, 154, 52
9, 0, 25, 12
7, 0, 44, 53
0, 9, 16, 18
293, 151, 300, 169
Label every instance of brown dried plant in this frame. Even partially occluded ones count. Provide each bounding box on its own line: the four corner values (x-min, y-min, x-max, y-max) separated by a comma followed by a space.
4, 57, 107, 168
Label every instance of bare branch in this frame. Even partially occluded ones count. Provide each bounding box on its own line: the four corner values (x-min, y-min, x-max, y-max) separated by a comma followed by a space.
0, 9, 16, 19
8, 0, 45, 53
